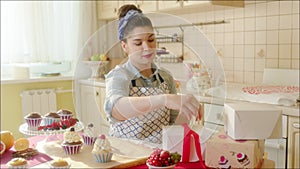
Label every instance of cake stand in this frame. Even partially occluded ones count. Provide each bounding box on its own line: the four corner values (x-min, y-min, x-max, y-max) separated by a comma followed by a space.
19, 121, 84, 142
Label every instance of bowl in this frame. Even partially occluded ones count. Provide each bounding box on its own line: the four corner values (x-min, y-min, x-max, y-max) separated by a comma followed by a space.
146, 163, 176, 169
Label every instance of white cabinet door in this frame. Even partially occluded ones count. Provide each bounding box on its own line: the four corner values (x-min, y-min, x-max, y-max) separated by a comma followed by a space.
98, 1, 119, 20
158, 0, 182, 11
80, 85, 109, 134
287, 116, 300, 169
137, 0, 157, 13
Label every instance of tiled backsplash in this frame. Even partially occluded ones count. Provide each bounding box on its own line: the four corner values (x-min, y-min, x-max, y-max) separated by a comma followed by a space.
178, 1, 299, 84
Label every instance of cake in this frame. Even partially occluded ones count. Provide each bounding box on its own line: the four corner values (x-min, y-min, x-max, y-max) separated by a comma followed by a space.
6, 157, 28, 168
218, 156, 231, 169
236, 153, 250, 167
61, 127, 82, 155
92, 134, 113, 163
57, 109, 73, 120
24, 112, 42, 131
82, 123, 98, 145
43, 112, 61, 126
49, 158, 70, 169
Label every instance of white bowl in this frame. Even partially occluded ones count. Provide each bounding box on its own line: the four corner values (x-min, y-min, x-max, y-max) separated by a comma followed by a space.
146, 163, 176, 169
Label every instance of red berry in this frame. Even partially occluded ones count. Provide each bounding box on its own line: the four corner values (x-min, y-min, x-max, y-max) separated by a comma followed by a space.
160, 150, 170, 159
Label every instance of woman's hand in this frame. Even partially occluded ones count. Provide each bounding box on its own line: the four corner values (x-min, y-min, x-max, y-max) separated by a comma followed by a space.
164, 94, 203, 121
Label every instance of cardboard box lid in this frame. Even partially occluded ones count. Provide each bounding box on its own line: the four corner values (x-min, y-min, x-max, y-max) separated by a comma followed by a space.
224, 102, 282, 139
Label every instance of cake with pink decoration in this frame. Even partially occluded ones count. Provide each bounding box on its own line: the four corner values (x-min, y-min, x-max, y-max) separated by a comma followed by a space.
218, 156, 231, 169
236, 152, 250, 167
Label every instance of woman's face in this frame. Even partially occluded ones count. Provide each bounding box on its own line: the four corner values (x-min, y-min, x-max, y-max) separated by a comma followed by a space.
121, 26, 156, 70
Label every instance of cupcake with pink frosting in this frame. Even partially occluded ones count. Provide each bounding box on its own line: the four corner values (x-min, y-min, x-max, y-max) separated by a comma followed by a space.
92, 134, 113, 163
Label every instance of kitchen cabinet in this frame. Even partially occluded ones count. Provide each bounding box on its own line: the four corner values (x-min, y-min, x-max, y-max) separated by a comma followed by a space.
97, 1, 119, 20
118, 0, 157, 13
98, 1, 157, 20
80, 84, 109, 134
158, 0, 244, 12
287, 115, 300, 169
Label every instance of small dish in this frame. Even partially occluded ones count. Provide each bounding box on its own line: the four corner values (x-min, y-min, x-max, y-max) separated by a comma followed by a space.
146, 163, 176, 169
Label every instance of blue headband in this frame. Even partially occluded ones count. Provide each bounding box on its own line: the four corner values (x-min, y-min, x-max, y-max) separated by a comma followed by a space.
118, 10, 140, 40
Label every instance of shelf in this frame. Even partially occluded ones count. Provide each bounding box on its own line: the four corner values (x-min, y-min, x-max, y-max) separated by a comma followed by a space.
156, 36, 182, 43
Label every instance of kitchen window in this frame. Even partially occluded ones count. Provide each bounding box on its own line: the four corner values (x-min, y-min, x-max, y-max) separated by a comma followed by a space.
1, 1, 97, 76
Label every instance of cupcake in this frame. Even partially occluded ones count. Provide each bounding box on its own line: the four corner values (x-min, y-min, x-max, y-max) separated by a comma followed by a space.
236, 152, 250, 167
43, 112, 61, 126
218, 156, 231, 169
61, 127, 82, 155
57, 109, 73, 120
92, 134, 113, 163
82, 123, 98, 145
49, 158, 71, 169
6, 157, 28, 168
24, 112, 42, 131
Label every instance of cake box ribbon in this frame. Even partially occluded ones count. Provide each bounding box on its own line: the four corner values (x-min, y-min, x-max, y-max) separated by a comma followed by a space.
162, 123, 206, 168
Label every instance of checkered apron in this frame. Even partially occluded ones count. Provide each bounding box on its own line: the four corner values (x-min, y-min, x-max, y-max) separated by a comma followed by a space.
110, 74, 170, 144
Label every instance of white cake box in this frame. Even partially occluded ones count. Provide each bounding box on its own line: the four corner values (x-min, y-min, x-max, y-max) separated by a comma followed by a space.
224, 102, 282, 139
162, 125, 213, 162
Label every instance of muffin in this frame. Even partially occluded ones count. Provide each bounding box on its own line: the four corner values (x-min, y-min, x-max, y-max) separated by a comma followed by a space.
24, 112, 42, 131
82, 123, 98, 146
6, 157, 28, 168
49, 158, 70, 169
57, 109, 73, 120
43, 112, 61, 126
92, 134, 113, 163
61, 127, 82, 155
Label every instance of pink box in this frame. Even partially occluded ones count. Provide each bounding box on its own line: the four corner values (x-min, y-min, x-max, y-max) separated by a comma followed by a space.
205, 130, 265, 169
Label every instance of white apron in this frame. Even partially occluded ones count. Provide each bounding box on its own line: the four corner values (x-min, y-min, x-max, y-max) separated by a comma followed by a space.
109, 73, 171, 144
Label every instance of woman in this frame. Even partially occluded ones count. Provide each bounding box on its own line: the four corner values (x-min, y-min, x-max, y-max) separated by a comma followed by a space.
104, 4, 202, 144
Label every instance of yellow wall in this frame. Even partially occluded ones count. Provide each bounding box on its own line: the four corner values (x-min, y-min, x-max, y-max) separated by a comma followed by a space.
1, 80, 75, 139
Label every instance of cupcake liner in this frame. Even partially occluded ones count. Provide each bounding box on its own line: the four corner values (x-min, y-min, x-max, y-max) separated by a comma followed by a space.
43, 118, 61, 126
93, 152, 113, 163
6, 163, 29, 169
59, 114, 73, 121
61, 144, 82, 155
49, 164, 71, 169
82, 135, 97, 146
25, 118, 42, 131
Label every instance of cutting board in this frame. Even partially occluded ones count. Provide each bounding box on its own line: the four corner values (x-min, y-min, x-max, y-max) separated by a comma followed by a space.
33, 136, 153, 168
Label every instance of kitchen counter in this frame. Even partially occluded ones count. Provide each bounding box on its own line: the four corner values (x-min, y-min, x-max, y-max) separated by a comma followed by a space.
1, 72, 74, 84
79, 79, 299, 117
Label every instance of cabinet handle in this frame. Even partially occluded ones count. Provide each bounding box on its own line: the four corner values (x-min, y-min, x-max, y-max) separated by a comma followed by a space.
96, 92, 99, 96
292, 122, 300, 129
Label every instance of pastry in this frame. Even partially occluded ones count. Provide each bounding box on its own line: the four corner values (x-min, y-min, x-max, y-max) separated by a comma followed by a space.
236, 152, 250, 167
49, 158, 70, 169
6, 157, 28, 168
61, 127, 82, 155
82, 123, 97, 145
92, 134, 113, 163
57, 109, 73, 120
24, 112, 42, 131
43, 112, 61, 126
218, 156, 231, 169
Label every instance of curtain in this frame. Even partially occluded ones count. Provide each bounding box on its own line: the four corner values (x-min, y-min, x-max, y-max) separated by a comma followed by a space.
1, 1, 97, 64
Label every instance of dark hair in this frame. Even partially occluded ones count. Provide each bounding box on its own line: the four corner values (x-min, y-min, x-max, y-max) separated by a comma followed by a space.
118, 4, 142, 19
118, 4, 153, 41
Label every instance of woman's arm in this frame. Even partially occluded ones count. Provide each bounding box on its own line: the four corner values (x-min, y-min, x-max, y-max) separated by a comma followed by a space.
112, 95, 165, 120
112, 94, 201, 121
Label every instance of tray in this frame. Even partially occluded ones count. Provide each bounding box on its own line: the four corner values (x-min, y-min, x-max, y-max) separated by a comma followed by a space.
19, 121, 84, 136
